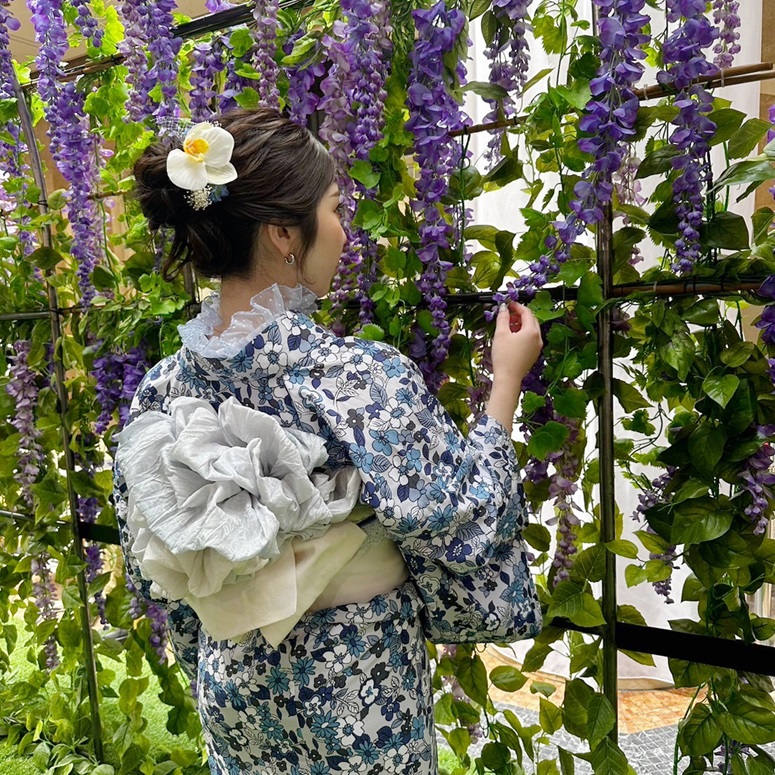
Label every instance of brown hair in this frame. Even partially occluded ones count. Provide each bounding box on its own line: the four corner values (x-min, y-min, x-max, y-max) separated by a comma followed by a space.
132, 108, 336, 281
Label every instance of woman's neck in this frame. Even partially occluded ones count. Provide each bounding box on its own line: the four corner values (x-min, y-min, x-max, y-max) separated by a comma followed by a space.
215, 271, 298, 335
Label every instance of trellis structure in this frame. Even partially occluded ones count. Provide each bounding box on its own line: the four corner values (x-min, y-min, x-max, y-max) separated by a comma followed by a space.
2, 1, 775, 770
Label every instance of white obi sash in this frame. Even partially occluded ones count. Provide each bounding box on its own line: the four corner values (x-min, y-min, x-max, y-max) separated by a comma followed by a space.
115, 397, 394, 646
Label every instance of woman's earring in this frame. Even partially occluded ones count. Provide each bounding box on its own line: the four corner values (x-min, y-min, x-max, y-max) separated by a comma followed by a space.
284, 252, 296, 265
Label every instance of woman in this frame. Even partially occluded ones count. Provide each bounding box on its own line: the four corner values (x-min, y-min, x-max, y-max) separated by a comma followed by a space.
114, 108, 542, 775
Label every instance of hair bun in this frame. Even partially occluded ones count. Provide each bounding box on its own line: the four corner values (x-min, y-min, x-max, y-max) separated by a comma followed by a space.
132, 138, 189, 229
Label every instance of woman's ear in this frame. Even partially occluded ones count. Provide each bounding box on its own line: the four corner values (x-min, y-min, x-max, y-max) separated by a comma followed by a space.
264, 223, 297, 258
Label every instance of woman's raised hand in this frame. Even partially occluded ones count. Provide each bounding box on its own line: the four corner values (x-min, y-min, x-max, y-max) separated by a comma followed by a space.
485, 301, 543, 432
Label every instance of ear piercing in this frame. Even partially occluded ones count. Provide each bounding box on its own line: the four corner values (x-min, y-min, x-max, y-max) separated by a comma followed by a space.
285, 253, 296, 265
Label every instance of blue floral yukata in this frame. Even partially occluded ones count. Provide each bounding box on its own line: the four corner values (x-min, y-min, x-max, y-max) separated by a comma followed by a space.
113, 286, 540, 775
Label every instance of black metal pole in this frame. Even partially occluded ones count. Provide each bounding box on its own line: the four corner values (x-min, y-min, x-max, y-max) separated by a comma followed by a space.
597, 202, 618, 737
11, 72, 104, 760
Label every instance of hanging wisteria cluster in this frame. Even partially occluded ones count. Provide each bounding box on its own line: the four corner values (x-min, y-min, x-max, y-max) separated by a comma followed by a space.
189, 40, 225, 121
483, 0, 533, 166
659, 0, 719, 274
739, 430, 775, 537
31, 554, 60, 671
493, 0, 650, 309
28, 0, 105, 303
320, 0, 392, 330
251, 0, 281, 111
118, 0, 181, 121
5, 341, 44, 508
711, 0, 741, 70
406, 1, 470, 389
94, 345, 149, 433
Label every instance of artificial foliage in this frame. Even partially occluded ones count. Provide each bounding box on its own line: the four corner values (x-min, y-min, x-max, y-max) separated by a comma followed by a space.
0, 0, 774, 773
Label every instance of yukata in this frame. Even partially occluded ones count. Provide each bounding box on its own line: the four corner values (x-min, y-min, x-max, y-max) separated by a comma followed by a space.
113, 283, 540, 775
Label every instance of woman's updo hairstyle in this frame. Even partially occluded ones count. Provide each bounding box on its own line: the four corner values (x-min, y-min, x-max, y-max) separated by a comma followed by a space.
133, 108, 336, 281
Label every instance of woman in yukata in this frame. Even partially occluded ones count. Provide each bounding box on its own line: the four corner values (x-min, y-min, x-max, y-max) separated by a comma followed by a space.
113, 108, 543, 775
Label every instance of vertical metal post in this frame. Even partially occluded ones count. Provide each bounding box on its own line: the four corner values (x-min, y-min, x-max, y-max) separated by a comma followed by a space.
597, 199, 618, 736
12, 73, 104, 760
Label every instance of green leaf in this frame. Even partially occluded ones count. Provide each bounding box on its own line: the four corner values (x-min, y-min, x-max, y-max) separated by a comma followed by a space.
562, 679, 592, 738
462, 80, 509, 101
489, 666, 527, 693
719, 692, 775, 745
682, 299, 721, 326
527, 421, 570, 460
605, 540, 638, 559
553, 388, 588, 419
671, 497, 733, 545
612, 379, 650, 412
522, 391, 547, 414
636, 145, 679, 178
672, 479, 709, 503
569, 545, 606, 584
679, 703, 723, 756
539, 697, 563, 734
721, 343, 755, 368
456, 655, 489, 707
558, 748, 576, 775
687, 424, 726, 480
702, 374, 740, 408
480, 742, 511, 770
357, 324, 384, 341
234, 87, 259, 110
588, 736, 628, 775
624, 565, 648, 587
547, 582, 605, 628
349, 160, 380, 189
669, 658, 714, 688
661, 330, 695, 380
26, 246, 62, 271
703, 211, 750, 250
523, 523, 551, 552
468, 0, 491, 20
587, 694, 616, 750
713, 158, 775, 191
728, 118, 772, 159
708, 108, 746, 146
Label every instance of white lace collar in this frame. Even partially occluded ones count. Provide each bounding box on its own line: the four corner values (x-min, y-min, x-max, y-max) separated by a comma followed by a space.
178, 282, 319, 359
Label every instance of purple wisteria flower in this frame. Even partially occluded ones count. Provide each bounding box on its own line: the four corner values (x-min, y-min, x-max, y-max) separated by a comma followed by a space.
712, 0, 741, 70
251, 0, 281, 110
319, 0, 392, 330
118, 0, 181, 121
94, 344, 149, 432
738, 433, 775, 536
436, 645, 483, 742
70, 0, 102, 48
6, 340, 44, 508
85, 543, 108, 626
284, 33, 327, 127
631, 468, 678, 602
482, 0, 533, 166
659, 0, 719, 274
492, 0, 650, 311
189, 40, 225, 121
405, 1, 471, 389
28, 0, 104, 302
0, 0, 36, 255
146, 603, 169, 663
31, 554, 59, 670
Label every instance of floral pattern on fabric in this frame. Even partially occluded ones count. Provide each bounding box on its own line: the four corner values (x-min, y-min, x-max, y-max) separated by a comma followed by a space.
114, 305, 540, 774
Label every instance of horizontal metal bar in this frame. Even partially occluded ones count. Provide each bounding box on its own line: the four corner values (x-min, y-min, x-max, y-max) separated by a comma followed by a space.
549, 617, 775, 677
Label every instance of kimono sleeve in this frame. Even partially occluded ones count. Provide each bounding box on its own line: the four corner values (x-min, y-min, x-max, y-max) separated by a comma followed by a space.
113, 462, 201, 684
288, 339, 528, 573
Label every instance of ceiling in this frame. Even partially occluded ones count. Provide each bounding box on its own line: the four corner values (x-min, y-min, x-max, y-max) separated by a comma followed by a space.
8, 0, 210, 64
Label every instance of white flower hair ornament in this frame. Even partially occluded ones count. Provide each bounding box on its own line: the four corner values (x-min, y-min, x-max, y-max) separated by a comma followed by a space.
166, 122, 238, 211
